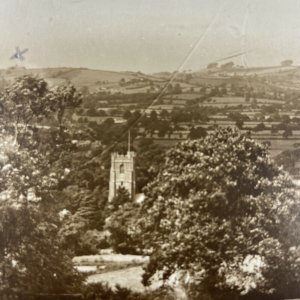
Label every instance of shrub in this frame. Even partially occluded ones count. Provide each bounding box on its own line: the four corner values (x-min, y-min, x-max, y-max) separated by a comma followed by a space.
82, 283, 175, 300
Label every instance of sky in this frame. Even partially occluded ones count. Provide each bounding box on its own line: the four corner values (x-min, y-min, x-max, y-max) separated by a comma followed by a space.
0, 0, 299, 73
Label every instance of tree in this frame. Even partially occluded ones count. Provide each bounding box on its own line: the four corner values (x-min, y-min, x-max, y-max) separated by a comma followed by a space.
111, 186, 131, 211
0, 76, 83, 298
221, 62, 234, 70
133, 128, 300, 299
160, 109, 169, 119
253, 122, 266, 132
189, 126, 207, 139
283, 127, 293, 139
105, 201, 141, 254
207, 62, 218, 69
251, 97, 258, 109
123, 110, 132, 120
245, 93, 250, 103
281, 60, 293, 67
228, 112, 248, 129
149, 110, 158, 122
51, 84, 82, 126
157, 120, 170, 138
235, 118, 244, 129
185, 74, 193, 82
119, 78, 126, 86
135, 139, 165, 192
173, 83, 182, 94
167, 83, 173, 94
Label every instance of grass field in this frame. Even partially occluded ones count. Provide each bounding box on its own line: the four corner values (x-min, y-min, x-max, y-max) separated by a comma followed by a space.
86, 266, 147, 292
74, 254, 156, 292
210, 96, 284, 105
164, 93, 200, 100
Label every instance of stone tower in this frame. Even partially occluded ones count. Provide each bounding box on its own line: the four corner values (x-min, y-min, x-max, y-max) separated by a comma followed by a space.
108, 135, 135, 202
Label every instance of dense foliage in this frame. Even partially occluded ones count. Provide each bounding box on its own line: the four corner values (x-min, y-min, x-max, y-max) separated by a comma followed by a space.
133, 128, 300, 299
0, 76, 83, 298
105, 201, 141, 254
83, 283, 175, 300
275, 148, 300, 176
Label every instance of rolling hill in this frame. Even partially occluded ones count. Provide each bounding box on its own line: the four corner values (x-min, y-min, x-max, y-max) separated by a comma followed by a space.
0, 67, 160, 93
1, 64, 300, 94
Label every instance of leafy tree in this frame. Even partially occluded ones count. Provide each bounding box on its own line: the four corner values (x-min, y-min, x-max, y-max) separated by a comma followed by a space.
207, 62, 218, 69
133, 128, 300, 299
173, 83, 182, 94
253, 122, 266, 132
105, 201, 141, 254
275, 148, 300, 176
123, 110, 132, 120
221, 62, 234, 70
283, 127, 293, 139
52, 85, 82, 126
0, 76, 83, 298
160, 109, 169, 119
149, 110, 158, 122
189, 126, 207, 139
281, 60, 293, 67
228, 112, 249, 123
157, 120, 170, 138
185, 74, 193, 82
135, 138, 165, 192
251, 98, 258, 109
167, 83, 173, 93
83, 282, 175, 300
245, 93, 251, 103
235, 119, 244, 129
111, 186, 131, 211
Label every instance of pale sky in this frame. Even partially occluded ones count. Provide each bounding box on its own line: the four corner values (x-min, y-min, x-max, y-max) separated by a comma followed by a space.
0, 0, 299, 73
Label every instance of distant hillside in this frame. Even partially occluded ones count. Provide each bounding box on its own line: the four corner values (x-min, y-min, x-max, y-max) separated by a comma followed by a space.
0, 67, 160, 93
1, 65, 300, 93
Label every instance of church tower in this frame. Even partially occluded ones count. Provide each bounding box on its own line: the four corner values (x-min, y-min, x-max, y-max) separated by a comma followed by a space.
108, 133, 135, 202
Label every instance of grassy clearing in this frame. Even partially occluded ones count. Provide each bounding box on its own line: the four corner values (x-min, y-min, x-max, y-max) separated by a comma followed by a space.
73, 254, 154, 292
86, 266, 147, 292
73, 254, 149, 265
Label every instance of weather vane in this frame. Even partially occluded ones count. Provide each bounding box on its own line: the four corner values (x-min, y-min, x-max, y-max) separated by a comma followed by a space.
10, 47, 28, 61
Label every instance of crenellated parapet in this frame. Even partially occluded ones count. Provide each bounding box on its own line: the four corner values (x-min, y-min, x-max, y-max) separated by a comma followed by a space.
108, 151, 136, 202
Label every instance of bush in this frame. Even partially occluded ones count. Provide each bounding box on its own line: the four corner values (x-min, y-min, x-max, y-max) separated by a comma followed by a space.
79, 230, 110, 255
105, 202, 142, 254
82, 283, 176, 300
134, 128, 300, 299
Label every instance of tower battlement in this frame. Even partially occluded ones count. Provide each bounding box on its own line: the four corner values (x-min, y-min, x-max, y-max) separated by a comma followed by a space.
108, 132, 136, 202
111, 151, 135, 160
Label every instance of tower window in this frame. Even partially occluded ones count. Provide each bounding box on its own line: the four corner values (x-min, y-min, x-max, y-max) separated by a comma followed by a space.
120, 163, 124, 173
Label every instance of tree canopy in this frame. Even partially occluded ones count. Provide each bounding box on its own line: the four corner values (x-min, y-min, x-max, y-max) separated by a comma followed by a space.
134, 128, 300, 299
281, 60, 293, 67
0, 76, 83, 298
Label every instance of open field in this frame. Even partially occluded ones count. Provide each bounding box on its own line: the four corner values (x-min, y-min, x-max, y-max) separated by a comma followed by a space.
86, 266, 147, 291
5, 66, 300, 162
74, 254, 154, 292
73, 254, 149, 265
210, 96, 284, 105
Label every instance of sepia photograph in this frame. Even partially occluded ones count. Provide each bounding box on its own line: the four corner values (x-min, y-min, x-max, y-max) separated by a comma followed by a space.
1, 0, 300, 299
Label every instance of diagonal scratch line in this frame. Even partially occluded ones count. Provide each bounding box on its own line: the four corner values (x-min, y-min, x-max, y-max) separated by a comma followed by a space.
215, 51, 250, 63
241, 0, 250, 68
96, 0, 232, 162
139, 0, 229, 117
